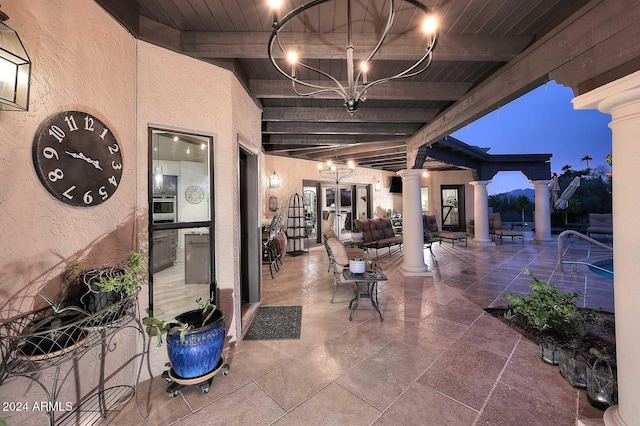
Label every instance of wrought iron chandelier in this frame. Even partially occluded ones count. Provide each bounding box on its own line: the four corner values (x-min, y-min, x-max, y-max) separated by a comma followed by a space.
268, 0, 438, 113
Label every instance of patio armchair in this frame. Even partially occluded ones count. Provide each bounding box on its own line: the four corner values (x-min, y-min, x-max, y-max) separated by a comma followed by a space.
322, 230, 365, 302
423, 214, 467, 247
488, 212, 524, 244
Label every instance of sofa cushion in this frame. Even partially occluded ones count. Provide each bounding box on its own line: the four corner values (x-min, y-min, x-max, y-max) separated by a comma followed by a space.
369, 219, 384, 240
355, 219, 374, 243
326, 237, 349, 271
380, 218, 396, 239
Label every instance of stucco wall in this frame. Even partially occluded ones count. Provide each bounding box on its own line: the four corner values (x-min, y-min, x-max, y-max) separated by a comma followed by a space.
136, 41, 262, 379
0, 1, 138, 424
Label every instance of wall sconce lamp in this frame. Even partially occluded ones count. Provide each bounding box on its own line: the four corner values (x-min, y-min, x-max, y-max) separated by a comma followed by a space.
0, 9, 30, 111
269, 171, 281, 188
374, 180, 381, 192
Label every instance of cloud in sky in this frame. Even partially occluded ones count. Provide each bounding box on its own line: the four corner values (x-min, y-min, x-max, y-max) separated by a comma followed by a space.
451, 81, 612, 195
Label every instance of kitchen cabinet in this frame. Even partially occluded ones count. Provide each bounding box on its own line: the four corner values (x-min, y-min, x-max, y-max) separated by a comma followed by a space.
153, 229, 177, 272
185, 234, 210, 284
154, 175, 178, 195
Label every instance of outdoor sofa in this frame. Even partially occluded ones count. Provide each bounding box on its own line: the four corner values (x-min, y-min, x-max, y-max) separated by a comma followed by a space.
353, 217, 403, 257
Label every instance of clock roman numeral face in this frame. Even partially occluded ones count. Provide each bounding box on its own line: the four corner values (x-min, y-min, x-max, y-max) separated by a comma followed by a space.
32, 111, 124, 207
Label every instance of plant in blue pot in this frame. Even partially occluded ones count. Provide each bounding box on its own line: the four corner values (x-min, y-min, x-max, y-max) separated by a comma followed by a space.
143, 298, 225, 379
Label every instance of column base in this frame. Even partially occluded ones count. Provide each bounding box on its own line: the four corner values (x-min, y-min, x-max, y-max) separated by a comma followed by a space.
400, 264, 432, 277
604, 406, 628, 426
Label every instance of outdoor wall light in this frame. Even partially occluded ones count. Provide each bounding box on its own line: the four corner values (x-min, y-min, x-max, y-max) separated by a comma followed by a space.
0, 9, 30, 111
269, 171, 281, 188
374, 180, 381, 192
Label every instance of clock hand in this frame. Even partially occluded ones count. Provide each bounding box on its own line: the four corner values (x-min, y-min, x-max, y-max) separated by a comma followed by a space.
64, 151, 104, 170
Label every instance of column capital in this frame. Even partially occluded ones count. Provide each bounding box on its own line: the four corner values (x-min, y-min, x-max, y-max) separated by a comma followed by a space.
397, 169, 424, 181
573, 69, 640, 113
469, 180, 491, 187
530, 180, 551, 186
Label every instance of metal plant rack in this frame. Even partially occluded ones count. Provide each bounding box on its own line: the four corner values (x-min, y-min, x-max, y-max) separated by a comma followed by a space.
0, 293, 147, 425
286, 192, 308, 256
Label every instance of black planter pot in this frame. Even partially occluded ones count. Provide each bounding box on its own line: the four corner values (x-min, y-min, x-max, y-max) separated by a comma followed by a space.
18, 312, 86, 359
79, 268, 123, 314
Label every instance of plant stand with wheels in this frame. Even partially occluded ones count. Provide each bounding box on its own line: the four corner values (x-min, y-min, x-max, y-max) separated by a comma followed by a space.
162, 356, 229, 397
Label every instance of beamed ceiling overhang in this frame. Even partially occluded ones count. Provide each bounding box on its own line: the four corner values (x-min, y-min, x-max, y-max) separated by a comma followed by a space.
95, 0, 640, 173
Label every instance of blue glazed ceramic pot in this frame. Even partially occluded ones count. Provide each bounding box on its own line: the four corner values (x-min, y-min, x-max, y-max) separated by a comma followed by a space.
166, 308, 225, 379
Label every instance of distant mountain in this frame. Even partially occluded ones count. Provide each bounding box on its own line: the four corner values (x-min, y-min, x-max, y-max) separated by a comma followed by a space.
493, 188, 535, 200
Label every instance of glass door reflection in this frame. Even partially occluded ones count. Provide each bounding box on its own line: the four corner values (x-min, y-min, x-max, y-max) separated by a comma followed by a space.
150, 129, 214, 320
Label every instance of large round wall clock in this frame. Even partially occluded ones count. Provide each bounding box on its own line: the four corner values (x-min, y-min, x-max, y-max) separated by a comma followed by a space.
32, 111, 123, 207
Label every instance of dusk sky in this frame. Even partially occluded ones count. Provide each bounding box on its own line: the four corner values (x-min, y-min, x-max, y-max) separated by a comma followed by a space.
451, 81, 613, 195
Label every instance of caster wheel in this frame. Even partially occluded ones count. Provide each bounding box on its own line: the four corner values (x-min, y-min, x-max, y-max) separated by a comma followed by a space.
223, 370, 229, 376
200, 385, 210, 394
168, 390, 180, 398
161, 371, 172, 382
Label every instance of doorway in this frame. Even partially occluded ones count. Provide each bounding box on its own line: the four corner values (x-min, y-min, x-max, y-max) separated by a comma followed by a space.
441, 185, 465, 232
238, 144, 260, 311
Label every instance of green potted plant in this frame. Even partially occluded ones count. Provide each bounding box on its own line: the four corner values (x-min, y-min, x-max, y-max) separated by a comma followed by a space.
349, 256, 367, 274
351, 224, 363, 242
143, 298, 226, 379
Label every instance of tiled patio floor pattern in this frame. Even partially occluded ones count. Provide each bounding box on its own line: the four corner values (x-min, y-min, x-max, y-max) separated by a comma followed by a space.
117, 234, 613, 425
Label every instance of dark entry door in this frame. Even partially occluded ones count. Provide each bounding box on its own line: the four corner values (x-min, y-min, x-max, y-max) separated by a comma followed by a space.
441, 185, 465, 232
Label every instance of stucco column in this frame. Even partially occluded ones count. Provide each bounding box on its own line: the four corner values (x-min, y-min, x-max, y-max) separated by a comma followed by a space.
469, 181, 494, 246
397, 169, 430, 276
531, 180, 553, 241
573, 69, 640, 426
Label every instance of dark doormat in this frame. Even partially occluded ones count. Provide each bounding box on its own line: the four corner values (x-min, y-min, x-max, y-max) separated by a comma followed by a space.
244, 306, 302, 340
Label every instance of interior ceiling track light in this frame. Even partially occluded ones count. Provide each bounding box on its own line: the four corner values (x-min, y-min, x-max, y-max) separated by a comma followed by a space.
268, 0, 438, 113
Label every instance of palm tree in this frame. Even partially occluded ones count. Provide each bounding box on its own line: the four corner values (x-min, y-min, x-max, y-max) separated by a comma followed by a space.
516, 195, 530, 224
581, 155, 593, 169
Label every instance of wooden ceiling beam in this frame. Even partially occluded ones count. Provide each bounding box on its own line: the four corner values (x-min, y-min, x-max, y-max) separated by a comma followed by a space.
252, 80, 471, 101
313, 142, 406, 158
263, 122, 421, 135
262, 107, 438, 123
182, 32, 533, 62
264, 135, 405, 145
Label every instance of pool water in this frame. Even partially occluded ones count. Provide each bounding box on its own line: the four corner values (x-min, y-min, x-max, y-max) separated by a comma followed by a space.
589, 259, 613, 279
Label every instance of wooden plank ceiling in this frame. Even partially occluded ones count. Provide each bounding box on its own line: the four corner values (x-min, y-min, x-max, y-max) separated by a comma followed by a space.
95, 0, 589, 171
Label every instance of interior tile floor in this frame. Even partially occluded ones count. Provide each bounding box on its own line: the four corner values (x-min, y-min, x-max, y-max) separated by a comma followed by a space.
118, 233, 614, 425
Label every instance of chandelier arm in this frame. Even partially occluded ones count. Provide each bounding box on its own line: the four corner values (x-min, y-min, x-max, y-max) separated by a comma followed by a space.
356, 45, 435, 99
290, 82, 348, 98
353, 0, 395, 95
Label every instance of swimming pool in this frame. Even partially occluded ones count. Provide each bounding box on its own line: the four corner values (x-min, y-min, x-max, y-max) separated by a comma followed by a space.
589, 258, 613, 279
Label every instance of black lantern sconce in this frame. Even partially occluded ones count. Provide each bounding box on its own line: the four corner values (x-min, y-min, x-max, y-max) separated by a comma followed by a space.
0, 8, 30, 111
269, 196, 278, 212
